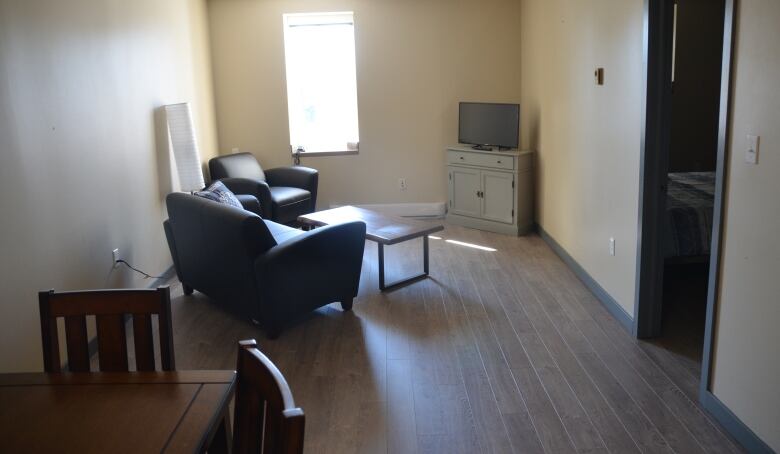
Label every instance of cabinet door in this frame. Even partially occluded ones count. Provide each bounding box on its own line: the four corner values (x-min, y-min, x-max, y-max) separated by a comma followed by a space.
481, 170, 515, 224
449, 167, 481, 218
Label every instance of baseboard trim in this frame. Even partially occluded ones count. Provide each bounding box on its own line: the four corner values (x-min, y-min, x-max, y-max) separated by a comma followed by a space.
329, 202, 446, 218
149, 265, 177, 288
701, 391, 774, 453
446, 213, 529, 236
536, 224, 634, 333
78, 265, 176, 369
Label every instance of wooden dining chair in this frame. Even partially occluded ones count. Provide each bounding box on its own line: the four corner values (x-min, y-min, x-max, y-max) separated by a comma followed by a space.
232, 339, 305, 454
38, 286, 175, 372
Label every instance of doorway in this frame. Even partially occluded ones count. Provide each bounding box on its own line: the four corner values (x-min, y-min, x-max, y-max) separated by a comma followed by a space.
635, 0, 735, 395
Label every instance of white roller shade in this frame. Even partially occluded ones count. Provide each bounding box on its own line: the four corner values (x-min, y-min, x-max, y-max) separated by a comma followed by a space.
165, 102, 205, 192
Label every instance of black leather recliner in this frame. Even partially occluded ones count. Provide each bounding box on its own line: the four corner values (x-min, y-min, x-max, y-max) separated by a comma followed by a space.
208, 152, 318, 224
163, 192, 365, 338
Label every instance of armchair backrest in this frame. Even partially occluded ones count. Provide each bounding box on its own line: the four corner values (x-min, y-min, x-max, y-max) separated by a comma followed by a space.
209, 152, 266, 182
164, 193, 276, 318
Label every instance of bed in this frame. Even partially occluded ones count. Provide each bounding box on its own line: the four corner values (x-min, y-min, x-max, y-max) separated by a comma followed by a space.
663, 172, 715, 259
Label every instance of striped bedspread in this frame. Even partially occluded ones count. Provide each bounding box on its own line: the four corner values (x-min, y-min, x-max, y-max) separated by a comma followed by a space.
663, 172, 715, 258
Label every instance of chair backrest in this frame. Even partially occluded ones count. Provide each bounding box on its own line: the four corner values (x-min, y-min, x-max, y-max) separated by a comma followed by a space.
209, 152, 266, 182
233, 339, 304, 454
38, 287, 175, 373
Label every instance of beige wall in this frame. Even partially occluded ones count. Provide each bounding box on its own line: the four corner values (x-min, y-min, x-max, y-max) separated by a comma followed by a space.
520, 0, 644, 314
710, 0, 780, 450
0, 0, 218, 372
206, 0, 522, 209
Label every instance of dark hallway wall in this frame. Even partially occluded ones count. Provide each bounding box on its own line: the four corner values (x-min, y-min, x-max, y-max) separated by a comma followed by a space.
669, 0, 725, 172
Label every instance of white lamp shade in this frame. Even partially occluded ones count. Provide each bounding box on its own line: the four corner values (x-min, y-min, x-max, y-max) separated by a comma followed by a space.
165, 102, 205, 192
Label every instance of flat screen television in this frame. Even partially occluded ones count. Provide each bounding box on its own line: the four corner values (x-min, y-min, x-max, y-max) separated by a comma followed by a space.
458, 102, 519, 149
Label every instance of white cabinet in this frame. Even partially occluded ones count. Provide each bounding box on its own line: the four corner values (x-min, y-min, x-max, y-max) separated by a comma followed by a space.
446, 145, 533, 235
481, 170, 515, 224
448, 167, 481, 218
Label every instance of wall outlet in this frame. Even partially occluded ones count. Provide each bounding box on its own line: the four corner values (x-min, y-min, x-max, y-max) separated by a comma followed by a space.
745, 134, 759, 164
231, 147, 240, 154
399, 178, 407, 190
609, 237, 616, 256
112, 248, 120, 269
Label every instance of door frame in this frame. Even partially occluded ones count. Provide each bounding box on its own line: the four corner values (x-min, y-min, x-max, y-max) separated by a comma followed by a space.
633, 0, 736, 399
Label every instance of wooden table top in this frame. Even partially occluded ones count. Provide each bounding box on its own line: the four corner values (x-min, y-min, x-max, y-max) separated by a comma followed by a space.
0, 370, 236, 454
298, 205, 444, 245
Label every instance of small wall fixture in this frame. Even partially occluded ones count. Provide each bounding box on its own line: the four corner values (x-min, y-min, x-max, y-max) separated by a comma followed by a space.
595, 67, 605, 85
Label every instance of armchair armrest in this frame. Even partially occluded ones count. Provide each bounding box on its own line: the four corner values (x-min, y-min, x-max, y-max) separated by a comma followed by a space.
265, 166, 318, 208
265, 166, 318, 189
219, 177, 272, 218
254, 221, 366, 325
235, 194, 262, 216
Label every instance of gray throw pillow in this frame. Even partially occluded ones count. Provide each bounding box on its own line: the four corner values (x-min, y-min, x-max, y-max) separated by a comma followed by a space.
194, 181, 243, 209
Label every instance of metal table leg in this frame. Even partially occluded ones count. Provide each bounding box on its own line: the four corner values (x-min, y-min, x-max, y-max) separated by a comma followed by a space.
378, 243, 385, 290
378, 235, 431, 292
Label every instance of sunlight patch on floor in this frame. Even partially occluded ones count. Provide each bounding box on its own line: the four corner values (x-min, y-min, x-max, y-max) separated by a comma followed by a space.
444, 239, 497, 252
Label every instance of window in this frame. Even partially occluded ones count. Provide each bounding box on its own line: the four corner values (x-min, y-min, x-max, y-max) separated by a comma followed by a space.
283, 12, 359, 154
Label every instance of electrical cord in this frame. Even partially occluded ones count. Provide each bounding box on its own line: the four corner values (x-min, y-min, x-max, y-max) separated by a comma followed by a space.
116, 259, 165, 280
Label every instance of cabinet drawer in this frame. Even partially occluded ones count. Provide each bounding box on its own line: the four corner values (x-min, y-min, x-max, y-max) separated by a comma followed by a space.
448, 151, 514, 170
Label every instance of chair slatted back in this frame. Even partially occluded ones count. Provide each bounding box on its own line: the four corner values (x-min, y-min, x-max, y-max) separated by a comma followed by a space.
233, 339, 304, 454
38, 287, 174, 372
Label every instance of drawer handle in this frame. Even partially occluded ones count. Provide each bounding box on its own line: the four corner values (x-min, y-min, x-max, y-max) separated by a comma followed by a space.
497, 160, 502, 164
459, 156, 465, 160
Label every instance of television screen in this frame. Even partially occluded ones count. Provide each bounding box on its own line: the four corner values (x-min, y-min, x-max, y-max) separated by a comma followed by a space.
458, 102, 519, 149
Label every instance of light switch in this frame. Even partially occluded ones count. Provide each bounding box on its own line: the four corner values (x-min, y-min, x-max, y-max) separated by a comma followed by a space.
745, 134, 759, 164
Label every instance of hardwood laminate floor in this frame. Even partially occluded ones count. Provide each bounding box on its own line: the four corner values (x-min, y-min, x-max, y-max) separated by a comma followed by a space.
647, 262, 709, 380
167, 224, 742, 454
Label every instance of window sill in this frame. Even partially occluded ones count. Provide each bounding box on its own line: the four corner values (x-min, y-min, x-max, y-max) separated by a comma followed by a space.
292, 149, 359, 157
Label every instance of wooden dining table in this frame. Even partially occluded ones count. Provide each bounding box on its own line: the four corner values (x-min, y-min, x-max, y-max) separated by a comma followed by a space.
0, 370, 236, 454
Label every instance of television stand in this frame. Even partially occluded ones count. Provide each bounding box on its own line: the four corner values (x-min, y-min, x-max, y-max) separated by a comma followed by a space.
446, 144, 534, 236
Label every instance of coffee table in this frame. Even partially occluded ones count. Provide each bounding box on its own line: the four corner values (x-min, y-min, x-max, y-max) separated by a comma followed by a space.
298, 206, 444, 291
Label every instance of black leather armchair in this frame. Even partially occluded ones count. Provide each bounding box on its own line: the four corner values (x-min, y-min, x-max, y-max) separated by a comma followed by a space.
208, 152, 318, 224
163, 192, 365, 338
